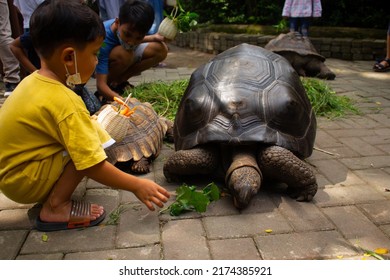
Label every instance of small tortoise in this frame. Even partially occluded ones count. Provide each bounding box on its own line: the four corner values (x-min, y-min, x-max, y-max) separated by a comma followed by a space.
163, 43, 318, 208
265, 32, 336, 80
101, 97, 173, 174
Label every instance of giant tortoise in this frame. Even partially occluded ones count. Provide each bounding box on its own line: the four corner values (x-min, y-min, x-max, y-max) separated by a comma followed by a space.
163, 43, 318, 209
265, 32, 336, 80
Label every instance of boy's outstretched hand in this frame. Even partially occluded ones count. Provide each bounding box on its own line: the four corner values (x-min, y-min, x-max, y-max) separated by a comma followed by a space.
133, 179, 170, 211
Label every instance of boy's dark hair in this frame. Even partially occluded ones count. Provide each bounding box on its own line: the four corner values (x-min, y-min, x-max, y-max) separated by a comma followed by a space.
30, 0, 105, 59
119, 0, 154, 35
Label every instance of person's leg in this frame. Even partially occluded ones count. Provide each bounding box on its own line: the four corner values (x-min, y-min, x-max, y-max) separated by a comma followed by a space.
106, 45, 135, 87
39, 161, 104, 223
289, 17, 298, 33
0, 0, 20, 94
107, 41, 168, 86
300, 17, 310, 37
373, 24, 390, 71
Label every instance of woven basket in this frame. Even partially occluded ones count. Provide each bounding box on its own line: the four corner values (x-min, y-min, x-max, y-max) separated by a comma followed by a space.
97, 105, 130, 142
158, 18, 178, 40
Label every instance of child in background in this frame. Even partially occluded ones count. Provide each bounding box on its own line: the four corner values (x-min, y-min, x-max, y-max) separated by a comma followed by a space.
95, 0, 168, 102
282, 0, 322, 37
0, 0, 169, 232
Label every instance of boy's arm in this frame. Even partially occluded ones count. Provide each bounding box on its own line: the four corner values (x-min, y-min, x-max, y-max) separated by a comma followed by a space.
82, 160, 170, 211
95, 72, 124, 101
10, 37, 38, 74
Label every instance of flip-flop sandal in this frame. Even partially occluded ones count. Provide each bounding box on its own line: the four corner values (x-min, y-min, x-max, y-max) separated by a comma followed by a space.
35, 200, 106, 232
373, 58, 390, 72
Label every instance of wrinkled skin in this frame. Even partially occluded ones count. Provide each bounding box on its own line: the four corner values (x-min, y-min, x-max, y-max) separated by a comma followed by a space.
163, 145, 317, 209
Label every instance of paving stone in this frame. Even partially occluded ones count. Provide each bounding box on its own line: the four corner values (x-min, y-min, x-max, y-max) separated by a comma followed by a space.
275, 197, 334, 231
255, 231, 357, 260
64, 245, 161, 260
313, 130, 343, 148
309, 146, 359, 161
314, 184, 386, 207
0, 230, 28, 260
326, 128, 377, 138
311, 159, 361, 185
338, 137, 383, 156
340, 155, 390, 169
354, 169, 390, 196
16, 253, 64, 260
162, 219, 210, 259
0, 192, 34, 210
323, 206, 390, 250
380, 224, 390, 238
203, 211, 292, 239
20, 226, 116, 254
359, 201, 390, 224
209, 238, 261, 260
116, 203, 161, 248
0, 209, 34, 230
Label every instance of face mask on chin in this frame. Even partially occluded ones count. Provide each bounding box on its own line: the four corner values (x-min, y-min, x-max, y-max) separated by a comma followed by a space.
117, 31, 138, 51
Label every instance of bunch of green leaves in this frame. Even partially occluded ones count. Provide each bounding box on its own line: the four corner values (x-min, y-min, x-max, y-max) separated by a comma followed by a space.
128, 79, 188, 121
164, 0, 199, 32
160, 182, 220, 216
301, 77, 360, 119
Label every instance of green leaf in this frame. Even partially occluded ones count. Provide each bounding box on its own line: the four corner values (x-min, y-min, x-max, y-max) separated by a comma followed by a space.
203, 182, 220, 201
160, 182, 221, 216
169, 201, 185, 216
191, 191, 210, 213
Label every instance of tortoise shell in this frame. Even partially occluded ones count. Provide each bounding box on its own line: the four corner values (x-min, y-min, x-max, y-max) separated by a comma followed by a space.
104, 97, 168, 164
265, 32, 325, 62
173, 43, 316, 158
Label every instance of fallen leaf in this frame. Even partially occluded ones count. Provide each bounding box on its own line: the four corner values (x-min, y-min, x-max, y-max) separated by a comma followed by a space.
265, 229, 273, 233
374, 248, 389, 255
42, 233, 48, 242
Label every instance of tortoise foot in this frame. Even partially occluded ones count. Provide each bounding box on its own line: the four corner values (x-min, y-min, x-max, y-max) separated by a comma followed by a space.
130, 158, 151, 174
287, 183, 318, 202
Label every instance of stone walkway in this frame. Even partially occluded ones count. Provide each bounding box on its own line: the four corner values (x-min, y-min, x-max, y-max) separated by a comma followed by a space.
0, 45, 389, 260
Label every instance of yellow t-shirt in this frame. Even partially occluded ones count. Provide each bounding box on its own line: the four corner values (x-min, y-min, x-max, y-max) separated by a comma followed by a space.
0, 71, 114, 203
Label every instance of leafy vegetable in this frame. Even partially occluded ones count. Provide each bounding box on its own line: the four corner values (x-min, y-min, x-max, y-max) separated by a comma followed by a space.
160, 182, 220, 216
164, 0, 199, 32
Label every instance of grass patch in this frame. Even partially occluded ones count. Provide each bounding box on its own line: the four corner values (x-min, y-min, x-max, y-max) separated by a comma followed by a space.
302, 77, 360, 119
127, 77, 359, 121
126, 80, 189, 121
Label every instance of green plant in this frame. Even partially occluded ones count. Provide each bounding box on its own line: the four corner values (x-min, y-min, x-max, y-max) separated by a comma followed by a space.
301, 77, 361, 119
160, 182, 220, 216
126, 79, 188, 121
164, 0, 199, 32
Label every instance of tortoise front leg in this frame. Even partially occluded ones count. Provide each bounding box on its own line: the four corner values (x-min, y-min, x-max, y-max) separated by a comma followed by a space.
258, 146, 317, 201
163, 146, 219, 182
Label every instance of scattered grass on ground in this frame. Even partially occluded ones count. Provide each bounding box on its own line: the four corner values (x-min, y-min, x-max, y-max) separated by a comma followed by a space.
302, 77, 361, 119
126, 80, 189, 121
127, 77, 360, 121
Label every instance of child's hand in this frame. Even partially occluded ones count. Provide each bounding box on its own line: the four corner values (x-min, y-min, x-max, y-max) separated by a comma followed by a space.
134, 179, 170, 211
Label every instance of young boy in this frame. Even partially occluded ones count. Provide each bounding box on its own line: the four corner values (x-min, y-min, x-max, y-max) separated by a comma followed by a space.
95, 0, 168, 101
0, 0, 170, 232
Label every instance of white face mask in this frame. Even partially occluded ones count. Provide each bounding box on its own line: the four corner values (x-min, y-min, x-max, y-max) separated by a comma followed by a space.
64, 51, 82, 89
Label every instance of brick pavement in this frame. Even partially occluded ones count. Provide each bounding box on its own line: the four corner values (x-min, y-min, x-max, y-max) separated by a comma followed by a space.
0, 45, 389, 260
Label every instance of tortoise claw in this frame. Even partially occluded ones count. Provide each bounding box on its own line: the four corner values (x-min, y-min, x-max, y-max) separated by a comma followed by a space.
288, 184, 317, 202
